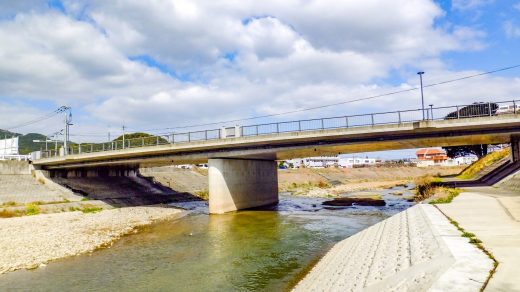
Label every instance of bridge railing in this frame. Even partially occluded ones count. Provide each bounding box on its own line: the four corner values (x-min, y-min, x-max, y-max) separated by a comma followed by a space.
38, 100, 518, 159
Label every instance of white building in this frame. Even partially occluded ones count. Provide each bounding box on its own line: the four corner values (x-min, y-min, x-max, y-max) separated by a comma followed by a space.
0, 137, 29, 161
338, 157, 379, 168
302, 156, 339, 168
285, 156, 383, 168
0, 137, 19, 155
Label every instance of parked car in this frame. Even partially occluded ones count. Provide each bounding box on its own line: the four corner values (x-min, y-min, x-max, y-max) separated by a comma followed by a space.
444, 102, 498, 119
495, 104, 519, 115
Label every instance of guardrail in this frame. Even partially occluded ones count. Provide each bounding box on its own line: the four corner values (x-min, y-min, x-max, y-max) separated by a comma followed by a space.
0, 154, 31, 161
37, 100, 519, 159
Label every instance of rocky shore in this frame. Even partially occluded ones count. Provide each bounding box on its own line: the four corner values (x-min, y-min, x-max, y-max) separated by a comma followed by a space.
0, 206, 185, 274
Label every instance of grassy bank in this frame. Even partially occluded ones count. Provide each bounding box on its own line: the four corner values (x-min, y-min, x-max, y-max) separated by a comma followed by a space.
458, 149, 510, 180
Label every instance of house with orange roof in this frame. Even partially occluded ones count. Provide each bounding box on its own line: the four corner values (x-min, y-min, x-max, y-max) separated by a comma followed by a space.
415, 148, 449, 167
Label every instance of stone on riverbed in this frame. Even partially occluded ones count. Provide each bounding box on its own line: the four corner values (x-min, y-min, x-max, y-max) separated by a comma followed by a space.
322, 192, 386, 207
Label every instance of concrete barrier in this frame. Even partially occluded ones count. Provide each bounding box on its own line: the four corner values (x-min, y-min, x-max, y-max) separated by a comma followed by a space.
0, 161, 31, 175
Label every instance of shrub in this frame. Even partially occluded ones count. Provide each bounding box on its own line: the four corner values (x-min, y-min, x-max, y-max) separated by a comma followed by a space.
469, 238, 482, 244
317, 181, 330, 188
0, 208, 20, 218
80, 204, 103, 213
195, 190, 209, 200
414, 176, 440, 201
429, 188, 461, 204
25, 203, 40, 216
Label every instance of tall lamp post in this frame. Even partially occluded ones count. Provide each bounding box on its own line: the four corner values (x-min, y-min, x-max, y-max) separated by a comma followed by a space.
417, 71, 425, 120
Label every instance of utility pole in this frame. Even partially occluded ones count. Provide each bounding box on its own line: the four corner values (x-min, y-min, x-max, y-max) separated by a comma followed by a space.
63, 108, 72, 155
57, 106, 72, 155
417, 71, 425, 120
122, 125, 126, 149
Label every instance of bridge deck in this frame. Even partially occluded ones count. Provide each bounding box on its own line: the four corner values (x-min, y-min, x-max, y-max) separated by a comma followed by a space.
33, 115, 520, 169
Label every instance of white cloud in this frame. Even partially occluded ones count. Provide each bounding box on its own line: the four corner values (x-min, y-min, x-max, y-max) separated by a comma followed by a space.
504, 21, 520, 38
452, 0, 495, 11
515, 2, 520, 11
0, 0, 513, 143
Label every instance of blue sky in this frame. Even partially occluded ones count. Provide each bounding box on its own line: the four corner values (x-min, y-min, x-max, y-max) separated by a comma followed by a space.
0, 0, 520, 158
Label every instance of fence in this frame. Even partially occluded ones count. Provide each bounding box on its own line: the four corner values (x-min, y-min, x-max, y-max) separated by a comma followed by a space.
0, 154, 31, 161
38, 100, 518, 159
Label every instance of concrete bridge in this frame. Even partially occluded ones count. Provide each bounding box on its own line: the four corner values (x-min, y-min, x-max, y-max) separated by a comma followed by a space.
31, 101, 520, 213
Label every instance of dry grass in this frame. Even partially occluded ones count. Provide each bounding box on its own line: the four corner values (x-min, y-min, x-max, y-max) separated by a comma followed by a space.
80, 204, 103, 214
278, 166, 463, 191
458, 149, 510, 180
429, 187, 461, 204
0, 209, 22, 218
413, 175, 442, 201
194, 189, 209, 200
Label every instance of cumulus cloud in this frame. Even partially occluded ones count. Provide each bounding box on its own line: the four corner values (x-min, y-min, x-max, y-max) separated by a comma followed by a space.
0, 0, 514, 142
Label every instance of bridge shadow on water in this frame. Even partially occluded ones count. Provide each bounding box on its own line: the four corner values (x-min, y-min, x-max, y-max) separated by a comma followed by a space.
51, 170, 204, 207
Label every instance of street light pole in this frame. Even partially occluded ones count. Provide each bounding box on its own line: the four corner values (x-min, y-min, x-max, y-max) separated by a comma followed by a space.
418, 71, 425, 120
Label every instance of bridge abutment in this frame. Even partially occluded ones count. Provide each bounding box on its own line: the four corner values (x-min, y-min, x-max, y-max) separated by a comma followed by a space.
208, 158, 278, 214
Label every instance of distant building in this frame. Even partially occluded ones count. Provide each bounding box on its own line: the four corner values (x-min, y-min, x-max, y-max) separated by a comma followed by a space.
0, 137, 19, 155
416, 148, 476, 167
0, 137, 29, 161
416, 148, 448, 163
338, 157, 381, 168
285, 155, 383, 168
302, 156, 339, 168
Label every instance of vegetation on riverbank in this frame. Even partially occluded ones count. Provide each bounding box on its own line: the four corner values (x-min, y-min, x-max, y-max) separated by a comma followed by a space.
412, 175, 461, 204
429, 188, 461, 204
458, 149, 510, 180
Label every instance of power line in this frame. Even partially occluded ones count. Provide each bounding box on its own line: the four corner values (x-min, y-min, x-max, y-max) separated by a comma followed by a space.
4, 106, 70, 131
128, 64, 520, 133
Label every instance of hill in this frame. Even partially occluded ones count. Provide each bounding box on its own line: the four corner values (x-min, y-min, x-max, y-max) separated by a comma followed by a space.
1, 130, 167, 155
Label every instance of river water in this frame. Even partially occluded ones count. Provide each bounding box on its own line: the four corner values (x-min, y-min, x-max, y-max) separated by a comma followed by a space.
0, 187, 414, 292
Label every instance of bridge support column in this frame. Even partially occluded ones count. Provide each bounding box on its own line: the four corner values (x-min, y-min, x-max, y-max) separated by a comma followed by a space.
208, 158, 278, 214
511, 135, 520, 162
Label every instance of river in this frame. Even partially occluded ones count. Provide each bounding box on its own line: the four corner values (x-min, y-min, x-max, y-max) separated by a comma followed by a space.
0, 186, 414, 291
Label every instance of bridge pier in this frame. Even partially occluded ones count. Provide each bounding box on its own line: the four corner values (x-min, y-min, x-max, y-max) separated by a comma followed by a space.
512, 135, 520, 162
208, 158, 278, 214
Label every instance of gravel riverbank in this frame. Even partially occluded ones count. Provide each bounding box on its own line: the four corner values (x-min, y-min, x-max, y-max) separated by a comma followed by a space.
0, 206, 185, 274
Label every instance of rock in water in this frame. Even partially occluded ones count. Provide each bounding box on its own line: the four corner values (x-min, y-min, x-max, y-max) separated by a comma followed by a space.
322, 197, 386, 207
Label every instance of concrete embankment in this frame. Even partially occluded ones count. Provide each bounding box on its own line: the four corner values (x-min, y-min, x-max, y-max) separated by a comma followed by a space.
439, 189, 520, 291
0, 161, 83, 204
294, 204, 493, 291
0, 206, 185, 274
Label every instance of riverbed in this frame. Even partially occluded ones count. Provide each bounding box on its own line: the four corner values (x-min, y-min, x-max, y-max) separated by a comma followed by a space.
0, 186, 414, 291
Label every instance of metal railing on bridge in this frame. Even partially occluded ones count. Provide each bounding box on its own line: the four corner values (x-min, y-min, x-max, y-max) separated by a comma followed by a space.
38, 100, 519, 159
